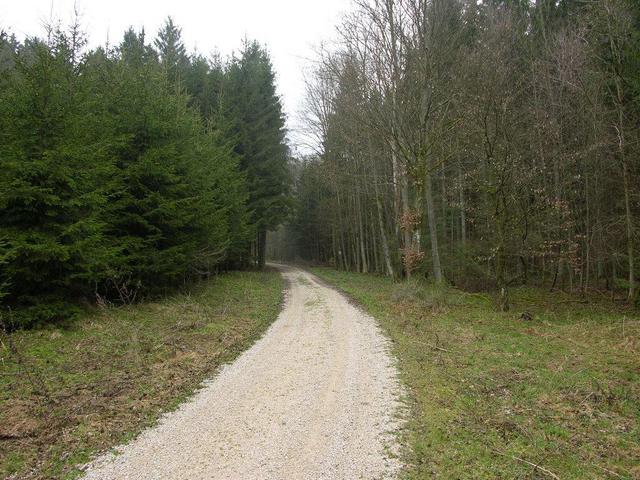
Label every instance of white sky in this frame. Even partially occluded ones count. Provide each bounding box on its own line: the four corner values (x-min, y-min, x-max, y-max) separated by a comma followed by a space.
1, 0, 351, 153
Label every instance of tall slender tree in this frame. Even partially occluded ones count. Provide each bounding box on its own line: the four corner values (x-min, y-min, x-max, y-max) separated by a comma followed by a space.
224, 41, 290, 267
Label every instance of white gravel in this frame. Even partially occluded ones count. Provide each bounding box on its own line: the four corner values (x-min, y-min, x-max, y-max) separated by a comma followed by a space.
82, 265, 404, 480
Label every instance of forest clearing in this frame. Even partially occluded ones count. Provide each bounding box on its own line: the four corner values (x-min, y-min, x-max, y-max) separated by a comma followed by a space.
2, 0, 640, 478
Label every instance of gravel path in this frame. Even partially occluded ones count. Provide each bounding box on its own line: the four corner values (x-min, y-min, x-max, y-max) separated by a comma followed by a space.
82, 265, 403, 480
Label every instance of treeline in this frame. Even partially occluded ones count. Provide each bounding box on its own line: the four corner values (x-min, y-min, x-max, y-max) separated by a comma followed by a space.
286, 0, 640, 309
0, 18, 289, 326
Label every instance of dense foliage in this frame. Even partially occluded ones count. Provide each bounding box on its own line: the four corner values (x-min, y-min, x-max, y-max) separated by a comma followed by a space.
0, 19, 289, 327
284, 0, 640, 309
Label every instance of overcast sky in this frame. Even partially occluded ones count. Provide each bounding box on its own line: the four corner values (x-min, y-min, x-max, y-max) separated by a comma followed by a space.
1, 0, 351, 152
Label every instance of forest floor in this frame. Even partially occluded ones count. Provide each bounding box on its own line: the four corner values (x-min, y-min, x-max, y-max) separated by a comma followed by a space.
0, 270, 284, 480
312, 267, 640, 480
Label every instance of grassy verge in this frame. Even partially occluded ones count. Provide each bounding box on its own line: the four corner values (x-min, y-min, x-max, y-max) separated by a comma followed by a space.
311, 267, 639, 480
0, 269, 284, 480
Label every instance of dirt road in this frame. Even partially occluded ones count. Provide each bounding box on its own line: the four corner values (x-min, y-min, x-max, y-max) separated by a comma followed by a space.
82, 265, 403, 480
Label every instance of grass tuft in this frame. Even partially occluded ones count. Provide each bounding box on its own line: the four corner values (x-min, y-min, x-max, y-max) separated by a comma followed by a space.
390, 279, 462, 312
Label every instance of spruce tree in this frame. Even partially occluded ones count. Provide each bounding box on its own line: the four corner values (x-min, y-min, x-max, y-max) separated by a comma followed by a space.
0, 29, 106, 325
0, 19, 288, 326
154, 17, 189, 86
223, 41, 290, 267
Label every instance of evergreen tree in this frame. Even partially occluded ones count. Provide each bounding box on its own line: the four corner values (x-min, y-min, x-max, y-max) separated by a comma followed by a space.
91, 28, 248, 296
154, 17, 189, 86
0, 21, 255, 326
0, 29, 107, 325
223, 41, 291, 267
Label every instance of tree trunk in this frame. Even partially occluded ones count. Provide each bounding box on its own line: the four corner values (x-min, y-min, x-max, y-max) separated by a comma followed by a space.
425, 169, 443, 283
458, 159, 466, 248
358, 196, 368, 273
615, 95, 635, 302
257, 229, 267, 269
621, 150, 635, 302
401, 166, 412, 251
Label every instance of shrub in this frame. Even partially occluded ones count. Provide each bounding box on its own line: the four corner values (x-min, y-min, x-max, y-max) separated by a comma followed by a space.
390, 279, 461, 312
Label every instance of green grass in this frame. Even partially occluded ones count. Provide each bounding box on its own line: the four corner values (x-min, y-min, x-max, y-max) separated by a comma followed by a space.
0, 269, 284, 480
311, 267, 640, 480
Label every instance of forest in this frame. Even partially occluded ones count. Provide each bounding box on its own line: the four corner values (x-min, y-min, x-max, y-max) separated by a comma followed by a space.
277, 0, 640, 311
1, 1, 639, 478
0, 18, 290, 327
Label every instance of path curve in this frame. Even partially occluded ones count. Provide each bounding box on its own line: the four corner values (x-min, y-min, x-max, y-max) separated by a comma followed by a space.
82, 265, 403, 480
